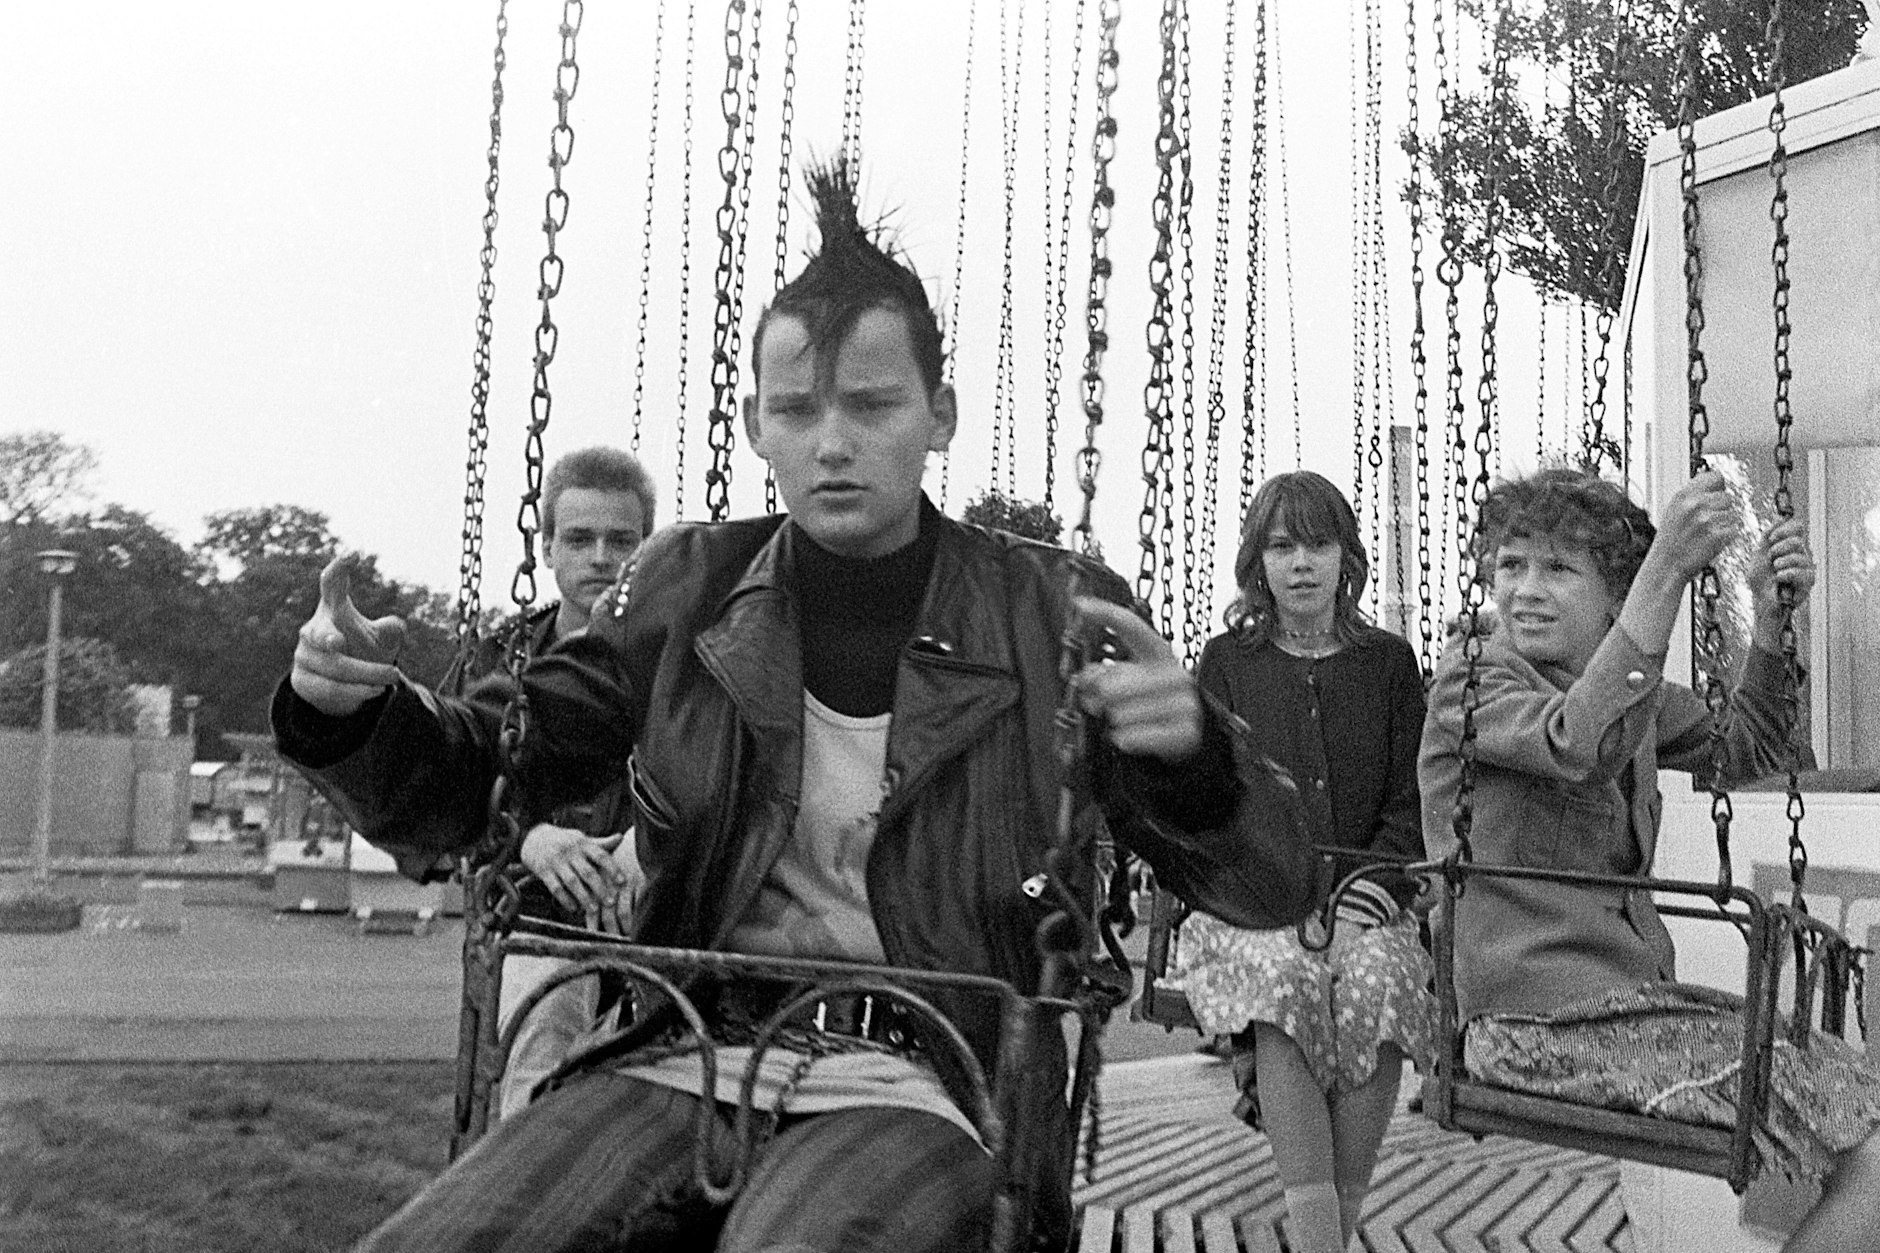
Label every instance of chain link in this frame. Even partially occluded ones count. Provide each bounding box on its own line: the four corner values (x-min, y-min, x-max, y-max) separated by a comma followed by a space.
1451, 4, 1512, 866
1351, 0, 1369, 537
675, 4, 699, 519
705, 1, 762, 524
1270, 6, 1302, 467
942, 0, 980, 512
1405, 0, 1432, 676
1044, 0, 1088, 516
631, 1, 666, 457
1138, 0, 1180, 631
1435, 0, 1465, 675
1203, 0, 1237, 654
455, 0, 511, 654
1242, 0, 1270, 515
1364, 0, 1386, 621
505, 0, 585, 767
1677, 0, 1733, 892
764, 0, 799, 515
1174, 0, 1198, 665
1763, 0, 1808, 908
842, 0, 867, 175
993, 0, 1024, 500
1072, 0, 1121, 559
1582, 0, 1633, 475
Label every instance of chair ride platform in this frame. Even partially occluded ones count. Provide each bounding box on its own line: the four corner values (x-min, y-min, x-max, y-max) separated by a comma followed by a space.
1072, 1054, 1634, 1252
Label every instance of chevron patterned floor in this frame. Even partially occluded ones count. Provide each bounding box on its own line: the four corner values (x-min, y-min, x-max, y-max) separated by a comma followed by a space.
1070, 1055, 1634, 1252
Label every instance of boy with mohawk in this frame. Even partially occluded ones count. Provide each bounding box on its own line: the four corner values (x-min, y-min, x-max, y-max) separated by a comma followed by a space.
277, 162, 1315, 1252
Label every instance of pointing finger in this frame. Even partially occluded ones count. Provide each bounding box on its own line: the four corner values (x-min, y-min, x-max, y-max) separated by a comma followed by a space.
1073, 597, 1173, 665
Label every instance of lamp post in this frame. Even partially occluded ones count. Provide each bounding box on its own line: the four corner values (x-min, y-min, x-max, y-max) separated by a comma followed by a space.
31, 549, 78, 886
180, 694, 202, 753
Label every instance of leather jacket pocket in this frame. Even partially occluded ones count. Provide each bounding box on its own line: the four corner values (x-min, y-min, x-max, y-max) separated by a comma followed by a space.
626, 754, 679, 841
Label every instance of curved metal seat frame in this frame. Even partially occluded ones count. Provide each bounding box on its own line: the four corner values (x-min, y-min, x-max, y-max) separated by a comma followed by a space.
1426, 857, 1866, 1193
452, 859, 1112, 1253
1134, 849, 1864, 1195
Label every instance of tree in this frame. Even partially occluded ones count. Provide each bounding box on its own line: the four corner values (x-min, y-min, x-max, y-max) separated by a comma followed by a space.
0, 637, 139, 734
0, 430, 98, 528
0, 507, 218, 688
192, 505, 456, 750
1422, 0, 1868, 308
960, 488, 1065, 545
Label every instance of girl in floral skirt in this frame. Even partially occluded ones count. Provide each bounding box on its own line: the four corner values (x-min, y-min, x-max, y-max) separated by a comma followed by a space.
1172, 471, 1434, 1253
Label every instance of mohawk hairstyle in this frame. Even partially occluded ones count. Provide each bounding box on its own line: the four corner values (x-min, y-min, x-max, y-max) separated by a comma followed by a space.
751, 160, 947, 395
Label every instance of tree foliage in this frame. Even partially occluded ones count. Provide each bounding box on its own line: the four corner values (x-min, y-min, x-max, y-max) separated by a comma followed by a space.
0, 430, 98, 528
0, 493, 459, 757
960, 489, 1065, 545
1423, 0, 1868, 307
0, 637, 139, 734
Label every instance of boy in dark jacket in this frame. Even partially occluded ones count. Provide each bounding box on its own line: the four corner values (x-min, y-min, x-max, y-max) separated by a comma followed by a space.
275, 163, 1315, 1253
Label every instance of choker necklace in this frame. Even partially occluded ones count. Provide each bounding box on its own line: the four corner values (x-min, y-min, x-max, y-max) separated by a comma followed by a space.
1279, 626, 1335, 641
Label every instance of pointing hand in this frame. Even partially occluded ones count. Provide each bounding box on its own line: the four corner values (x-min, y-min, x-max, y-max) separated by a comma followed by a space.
290, 555, 408, 716
1071, 597, 1204, 763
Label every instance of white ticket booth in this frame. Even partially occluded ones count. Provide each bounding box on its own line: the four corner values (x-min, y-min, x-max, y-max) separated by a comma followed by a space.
1617, 50, 1880, 1251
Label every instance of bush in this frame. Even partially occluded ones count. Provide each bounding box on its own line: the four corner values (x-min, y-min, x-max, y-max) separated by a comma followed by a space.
960, 489, 1064, 545
0, 636, 139, 733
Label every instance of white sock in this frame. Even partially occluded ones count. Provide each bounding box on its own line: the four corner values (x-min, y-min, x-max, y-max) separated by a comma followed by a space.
1283, 1182, 1347, 1253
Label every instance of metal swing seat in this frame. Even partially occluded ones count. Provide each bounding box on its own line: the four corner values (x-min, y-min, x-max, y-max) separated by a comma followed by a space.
452, 858, 1124, 1251
1421, 856, 1863, 1194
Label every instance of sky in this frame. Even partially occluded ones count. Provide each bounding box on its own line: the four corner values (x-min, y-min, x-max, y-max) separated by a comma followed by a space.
2, 0, 1554, 641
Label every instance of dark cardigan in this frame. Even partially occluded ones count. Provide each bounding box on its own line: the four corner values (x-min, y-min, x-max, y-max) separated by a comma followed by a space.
1196, 624, 1427, 907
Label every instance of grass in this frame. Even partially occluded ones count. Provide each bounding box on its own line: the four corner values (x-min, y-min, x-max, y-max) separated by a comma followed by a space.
0, 1061, 455, 1253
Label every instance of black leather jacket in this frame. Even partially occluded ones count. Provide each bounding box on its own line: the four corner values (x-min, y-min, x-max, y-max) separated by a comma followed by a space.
275, 509, 1315, 1234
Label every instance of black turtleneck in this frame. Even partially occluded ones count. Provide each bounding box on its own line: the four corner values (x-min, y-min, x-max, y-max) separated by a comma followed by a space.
789, 502, 939, 718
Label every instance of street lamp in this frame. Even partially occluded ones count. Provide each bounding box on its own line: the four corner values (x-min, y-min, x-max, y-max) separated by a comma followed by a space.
31, 549, 78, 886
180, 694, 202, 752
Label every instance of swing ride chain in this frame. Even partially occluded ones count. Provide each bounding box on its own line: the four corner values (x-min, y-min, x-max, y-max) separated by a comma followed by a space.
1175, 1, 1199, 667
1404, 0, 1433, 678
1028, 6, 1125, 1186
842, 0, 867, 173
484, 0, 584, 887
1203, 0, 1238, 654
706, 0, 761, 525
1351, 0, 1370, 542
1434, 0, 1468, 666
1242, 0, 1269, 515
1583, 0, 1633, 476
1678, 0, 1733, 893
511, 0, 584, 620
457, 0, 511, 653
1074, 0, 1121, 561
1139, 0, 1181, 633
1450, 9, 1514, 870
941, 0, 980, 511
1365, 0, 1386, 622
631, 2, 667, 456
1044, 0, 1089, 516
1764, 0, 1808, 907
765, 1, 799, 515
994, 0, 1023, 500
675, 5, 698, 519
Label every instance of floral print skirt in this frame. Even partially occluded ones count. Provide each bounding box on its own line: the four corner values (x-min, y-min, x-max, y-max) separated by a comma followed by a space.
1168, 910, 1435, 1096
1465, 982, 1880, 1181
